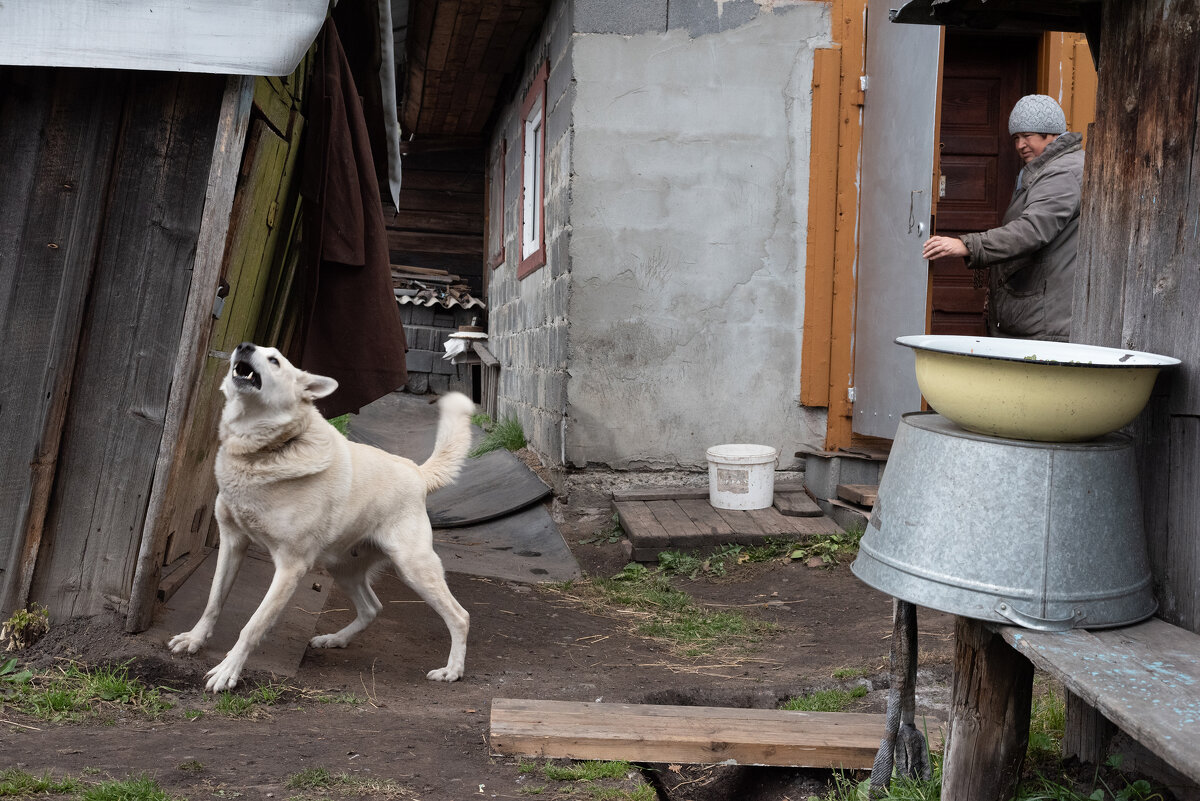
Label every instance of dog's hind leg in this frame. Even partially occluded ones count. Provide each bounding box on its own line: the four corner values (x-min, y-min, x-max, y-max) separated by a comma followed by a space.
385, 545, 469, 682
203, 555, 308, 692
169, 506, 249, 655
310, 564, 383, 649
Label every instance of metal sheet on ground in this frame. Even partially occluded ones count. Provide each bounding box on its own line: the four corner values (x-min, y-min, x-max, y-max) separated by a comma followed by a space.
348, 390, 552, 527
435, 504, 580, 583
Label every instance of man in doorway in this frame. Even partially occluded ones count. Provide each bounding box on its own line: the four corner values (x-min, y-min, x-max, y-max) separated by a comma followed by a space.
922, 94, 1085, 341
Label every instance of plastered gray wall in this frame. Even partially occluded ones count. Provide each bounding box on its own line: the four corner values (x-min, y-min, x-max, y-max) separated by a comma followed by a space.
487, 0, 832, 470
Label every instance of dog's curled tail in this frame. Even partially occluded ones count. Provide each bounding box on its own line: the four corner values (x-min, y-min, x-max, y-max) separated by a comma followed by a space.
419, 391, 476, 494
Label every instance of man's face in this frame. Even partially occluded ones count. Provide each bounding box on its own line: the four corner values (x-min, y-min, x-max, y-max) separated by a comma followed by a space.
1012, 132, 1058, 164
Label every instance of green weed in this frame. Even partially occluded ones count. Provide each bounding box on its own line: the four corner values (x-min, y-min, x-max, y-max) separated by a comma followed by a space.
0, 767, 79, 796
79, 775, 176, 801
284, 767, 409, 798
780, 685, 868, 712
553, 568, 774, 656
1, 604, 49, 651
469, 415, 526, 457
517, 761, 652, 801
2, 662, 172, 722
791, 527, 864, 567
327, 414, 351, 436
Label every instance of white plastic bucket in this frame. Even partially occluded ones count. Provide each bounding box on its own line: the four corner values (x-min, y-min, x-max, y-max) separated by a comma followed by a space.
706, 444, 778, 510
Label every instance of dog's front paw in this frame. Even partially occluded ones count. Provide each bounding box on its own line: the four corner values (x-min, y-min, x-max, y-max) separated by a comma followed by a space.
204, 656, 245, 693
309, 633, 349, 649
168, 630, 208, 654
426, 666, 463, 682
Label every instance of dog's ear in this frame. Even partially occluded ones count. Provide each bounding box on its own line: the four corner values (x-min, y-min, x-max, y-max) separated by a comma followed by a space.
302, 372, 339, 401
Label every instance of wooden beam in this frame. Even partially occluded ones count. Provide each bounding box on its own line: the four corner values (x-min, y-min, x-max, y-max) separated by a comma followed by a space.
126, 75, 255, 633
490, 698, 943, 768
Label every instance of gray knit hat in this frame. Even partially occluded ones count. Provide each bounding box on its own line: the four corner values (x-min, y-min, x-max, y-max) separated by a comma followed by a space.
1008, 94, 1067, 136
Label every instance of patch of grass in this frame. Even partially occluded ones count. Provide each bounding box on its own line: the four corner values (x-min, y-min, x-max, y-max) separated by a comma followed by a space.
469, 415, 526, 458
211, 681, 288, 718
790, 527, 865, 567
284, 767, 411, 798
177, 761, 203, 774
831, 665, 870, 680
79, 775, 176, 801
327, 414, 351, 436
1, 604, 50, 651
2, 662, 172, 722
1027, 681, 1067, 762
656, 545, 746, 579
550, 567, 774, 656
780, 685, 868, 712
0, 767, 80, 796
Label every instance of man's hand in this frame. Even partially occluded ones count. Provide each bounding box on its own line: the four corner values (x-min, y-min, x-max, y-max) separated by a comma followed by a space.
922, 235, 968, 260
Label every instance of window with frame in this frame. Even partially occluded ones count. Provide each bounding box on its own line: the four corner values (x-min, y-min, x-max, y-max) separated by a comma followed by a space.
518, 61, 548, 278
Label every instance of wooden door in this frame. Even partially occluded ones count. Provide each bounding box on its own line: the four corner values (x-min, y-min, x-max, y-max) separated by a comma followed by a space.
929, 34, 1038, 335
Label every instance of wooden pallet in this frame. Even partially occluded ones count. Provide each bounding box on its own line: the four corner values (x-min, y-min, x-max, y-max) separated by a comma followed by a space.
613, 486, 842, 561
490, 698, 944, 768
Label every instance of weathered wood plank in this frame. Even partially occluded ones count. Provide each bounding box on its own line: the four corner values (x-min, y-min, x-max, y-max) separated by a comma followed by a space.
614, 501, 670, 542
774, 491, 823, 517
675, 498, 735, 538
645, 500, 706, 544
0, 67, 124, 615
27, 72, 225, 621
837, 483, 878, 507
490, 698, 943, 768
999, 618, 1200, 786
1072, 0, 1200, 634
126, 75, 256, 632
612, 487, 710, 503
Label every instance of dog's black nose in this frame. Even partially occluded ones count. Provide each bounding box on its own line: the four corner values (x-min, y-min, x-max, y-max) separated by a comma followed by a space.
233, 342, 256, 359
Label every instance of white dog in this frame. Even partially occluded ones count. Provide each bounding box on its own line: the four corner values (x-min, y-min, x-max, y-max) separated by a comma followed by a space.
169, 343, 474, 692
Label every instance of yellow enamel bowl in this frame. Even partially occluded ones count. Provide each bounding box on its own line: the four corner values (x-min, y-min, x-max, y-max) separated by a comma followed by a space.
896, 335, 1181, 442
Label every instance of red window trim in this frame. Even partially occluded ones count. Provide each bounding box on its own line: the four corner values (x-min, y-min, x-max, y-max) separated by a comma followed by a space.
487, 138, 506, 270
518, 60, 549, 279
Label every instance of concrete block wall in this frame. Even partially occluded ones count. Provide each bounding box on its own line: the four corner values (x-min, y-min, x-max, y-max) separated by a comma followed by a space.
485, 0, 835, 471
485, 0, 574, 464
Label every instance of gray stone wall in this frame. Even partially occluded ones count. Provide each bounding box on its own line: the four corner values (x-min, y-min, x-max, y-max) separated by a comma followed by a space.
485, 0, 574, 465
486, 0, 833, 470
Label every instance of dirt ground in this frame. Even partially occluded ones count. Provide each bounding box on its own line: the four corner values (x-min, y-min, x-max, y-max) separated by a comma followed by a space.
0, 469, 958, 801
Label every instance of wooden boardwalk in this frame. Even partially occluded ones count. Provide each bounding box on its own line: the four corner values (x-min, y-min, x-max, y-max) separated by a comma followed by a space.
613, 485, 843, 561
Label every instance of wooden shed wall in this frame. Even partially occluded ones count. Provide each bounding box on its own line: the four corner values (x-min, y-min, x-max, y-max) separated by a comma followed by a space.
1072, 0, 1200, 633
0, 67, 225, 622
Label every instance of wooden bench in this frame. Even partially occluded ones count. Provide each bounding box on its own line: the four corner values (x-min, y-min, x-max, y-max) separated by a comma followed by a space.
943, 616, 1200, 800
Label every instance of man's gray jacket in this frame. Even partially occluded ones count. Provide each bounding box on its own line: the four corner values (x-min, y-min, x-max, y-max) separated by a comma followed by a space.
960, 131, 1085, 341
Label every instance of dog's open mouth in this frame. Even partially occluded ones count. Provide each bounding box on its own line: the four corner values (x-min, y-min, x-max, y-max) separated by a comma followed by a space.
232, 359, 262, 390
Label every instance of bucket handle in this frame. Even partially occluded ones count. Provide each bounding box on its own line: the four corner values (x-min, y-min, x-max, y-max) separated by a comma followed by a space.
993, 600, 1084, 632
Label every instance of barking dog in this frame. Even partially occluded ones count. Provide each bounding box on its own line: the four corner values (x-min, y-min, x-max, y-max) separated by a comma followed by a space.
169, 343, 475, 692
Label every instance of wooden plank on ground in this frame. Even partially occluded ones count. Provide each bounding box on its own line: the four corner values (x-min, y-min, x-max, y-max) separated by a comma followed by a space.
746, 506, 801, 537
613, 487, 710, 503
614, 501, 670, 542
837, 483, 878, 507
490, 698, 943, 768
775, 491, 823, 517
645, 500, 705, 542
675, 498, 735, 538
999, 618, 1200, 786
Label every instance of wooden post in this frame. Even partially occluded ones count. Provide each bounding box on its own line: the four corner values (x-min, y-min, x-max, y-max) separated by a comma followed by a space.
941, 616, 1033, 801
1063, 690, 1115, 764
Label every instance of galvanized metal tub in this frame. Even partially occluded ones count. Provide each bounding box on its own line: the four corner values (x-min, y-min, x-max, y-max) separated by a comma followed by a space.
851, 412, 1157, 631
